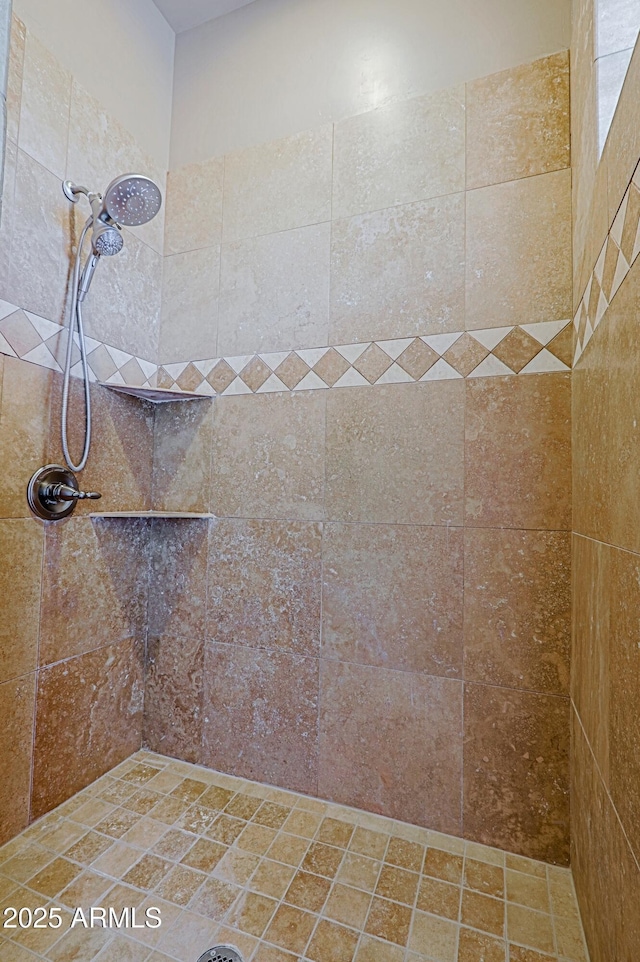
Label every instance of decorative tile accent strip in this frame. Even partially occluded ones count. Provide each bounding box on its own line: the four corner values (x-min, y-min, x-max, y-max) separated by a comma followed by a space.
154, 324, 571, 397
574, 158, 640, 365
0, 301, 159, 391
0, 300, 572, 397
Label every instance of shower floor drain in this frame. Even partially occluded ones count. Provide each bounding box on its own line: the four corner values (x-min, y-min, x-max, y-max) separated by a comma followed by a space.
197, 948, 244, 962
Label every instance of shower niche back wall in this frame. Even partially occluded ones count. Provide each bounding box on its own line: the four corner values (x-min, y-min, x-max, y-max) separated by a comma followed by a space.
0, 12, 573, 867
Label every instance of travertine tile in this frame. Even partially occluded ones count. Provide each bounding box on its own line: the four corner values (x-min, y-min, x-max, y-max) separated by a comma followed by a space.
409, 910, 458, 959
416, 877, 460, 919
0, 356, 54, 520
330, 193, 465, 343
32, 640, 144, 819
466, 169, 572, 330
375, 864, 419, 905
465, 374, 571, 530
202, 644, 319, 795
463, 684, 570, 864
264, 902, 317, 954
0, 674, 35, 845
223, 126, 332, 242
365, 896, 412, 946
464, 859, 504, 898
211, 391, 326, 521
85, 228, 162, 360
18, 32, 71, 179
333, 85, 465, 218
319, 662, 463, 834
466, 53, 570, 189
464, 528, 571, 695
325, 381, 464, 525
6, 15, 26, 146
322, 522, 463, 677
461, 888, 505, 936
208, 518, 321, 656
152, 398, 214, 513
218, 223, 330, 355
160, 247, 220, 363
165, 156, 224, 255
458, 927, 506, 961
0, 520, 43, 683
39, 518, 149, 666
609, 544, 640, 858
307, 918, 359, 962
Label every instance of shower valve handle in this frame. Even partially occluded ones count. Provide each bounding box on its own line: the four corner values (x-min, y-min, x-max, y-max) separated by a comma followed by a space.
28, 465, 102, 521
45, 483, 102, 502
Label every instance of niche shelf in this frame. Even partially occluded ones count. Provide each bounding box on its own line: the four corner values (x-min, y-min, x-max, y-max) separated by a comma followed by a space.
90, 511, 215, 519
101, 383, 212, 403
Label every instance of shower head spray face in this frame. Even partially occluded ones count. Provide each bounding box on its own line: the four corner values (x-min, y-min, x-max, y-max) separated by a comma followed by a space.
93, 222, 124, 256
103, 174, 163, 227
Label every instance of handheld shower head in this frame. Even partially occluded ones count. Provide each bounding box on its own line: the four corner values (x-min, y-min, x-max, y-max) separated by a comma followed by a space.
92, 221, 123, 256
103, 174, 163, 227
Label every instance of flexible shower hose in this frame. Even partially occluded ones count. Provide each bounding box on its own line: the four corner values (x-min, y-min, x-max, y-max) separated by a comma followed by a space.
61, 218, 93, 472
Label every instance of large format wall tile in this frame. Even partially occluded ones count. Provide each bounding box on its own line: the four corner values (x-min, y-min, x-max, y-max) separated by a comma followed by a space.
319, 661, 463, 834
608, 544, 640, 862
0, 355, 55, 519
464, 528, 571, 695
322, 523, 463, 677
218, 223, 330, 356
84, 228, 162, 361
466, 169, 572, 330
465, 374, 571, 530
66, 79, 165, 256
202, 643, 319, 795
39, 517, 149, 667
7, 149, 69, 324
0, 519, 43, 684
211, 392, 326, 521
571, 534, 610, 781
145, 633, 204, 764
571, 710, 640, 962
330, 193, 465, 344
148, 518, 210, 643
32, 639, 144, 818
160, 247, 220, 363
325, 382, 464, 525
223, 126, 333, 242
464, 684, 570, 864
0, 673, 35, 844
145, 520, 209, 762
333, 86, 465, 218
602, 259, 640, 554
208, 518, 322, 656
572, 307, 611, 542
152, 399, 214, 513
6, 14, 25, 146
165, 156, 224, 255
466, 52, 570, 190
49, 378, 155, 514
19, 31, 71, 180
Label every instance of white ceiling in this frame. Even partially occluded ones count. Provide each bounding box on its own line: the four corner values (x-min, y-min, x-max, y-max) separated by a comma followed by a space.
152, 0, 257, 33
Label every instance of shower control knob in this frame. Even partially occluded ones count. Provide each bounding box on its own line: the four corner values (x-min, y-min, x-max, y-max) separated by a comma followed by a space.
27, 464, 101, 522
44, 483, 102, 502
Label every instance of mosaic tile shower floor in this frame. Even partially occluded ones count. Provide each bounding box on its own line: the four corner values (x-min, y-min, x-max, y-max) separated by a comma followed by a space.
0, 751, 588, 962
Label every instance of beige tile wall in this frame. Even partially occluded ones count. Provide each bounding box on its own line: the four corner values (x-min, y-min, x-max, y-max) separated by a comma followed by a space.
0, 14, 161, 845
160, 51, 571, 365
571, 5, 640, 961
145, 48, 574, 866
0, 14, 576, 877
1, 14, 165, 360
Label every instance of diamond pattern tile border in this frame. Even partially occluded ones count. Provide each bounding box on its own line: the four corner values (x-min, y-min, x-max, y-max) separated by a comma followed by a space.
0, 304, 572, 400
573, 157, 640, 366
